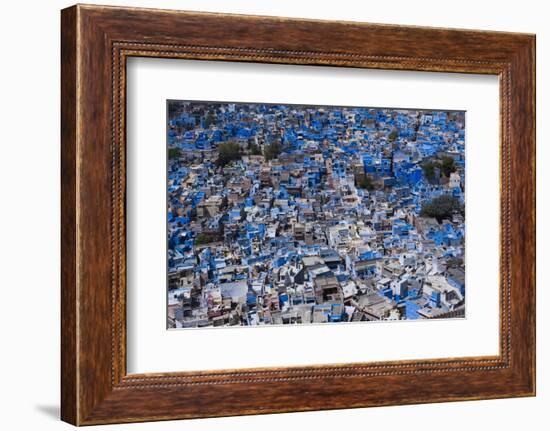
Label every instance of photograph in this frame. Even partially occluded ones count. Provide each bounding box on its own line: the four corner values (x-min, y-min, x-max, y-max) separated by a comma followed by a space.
167, 101, 466, 329
0, 0, 538, 428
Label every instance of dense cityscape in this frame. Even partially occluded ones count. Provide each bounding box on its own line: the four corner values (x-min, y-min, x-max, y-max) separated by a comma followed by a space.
167, 101, 466, 329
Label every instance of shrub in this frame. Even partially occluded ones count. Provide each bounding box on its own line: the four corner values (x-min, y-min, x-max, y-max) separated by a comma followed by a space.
420, 195, 463, 223
217, 142, 242, 166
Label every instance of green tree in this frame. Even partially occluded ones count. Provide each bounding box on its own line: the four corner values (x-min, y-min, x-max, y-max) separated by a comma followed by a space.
422, 156, 457, 182
420, 195, 463, 223
422, 162, 437, 182
446, 256, 464, 268
216, 142, 242, 166
440, 156, 457, 177
168, 148, 182, 160
248, 142, 262, 156
356, 175, 374, 191
264, 141, 283, 161
194, 233, 221, 246
204, 111, 217, 128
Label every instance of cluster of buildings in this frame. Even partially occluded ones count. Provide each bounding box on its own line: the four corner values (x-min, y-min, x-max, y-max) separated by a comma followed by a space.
167, 102, 466, 329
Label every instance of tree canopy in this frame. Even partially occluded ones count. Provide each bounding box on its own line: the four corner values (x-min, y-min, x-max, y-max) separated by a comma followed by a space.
264, 141, 283, 161
355, 175, 375, 191
422, 162, 437, 182
216, 142, 242, 166
194, 233, 221, 246
248, 142, 262, 156
420, 194, 463, 223
421, 156, 457, 183
439, 156, 457, 177
168, 147, 182, 160
203, 111, 217, 129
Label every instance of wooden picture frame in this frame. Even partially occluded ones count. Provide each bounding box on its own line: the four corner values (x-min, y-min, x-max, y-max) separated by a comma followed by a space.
61, 4, 536, 425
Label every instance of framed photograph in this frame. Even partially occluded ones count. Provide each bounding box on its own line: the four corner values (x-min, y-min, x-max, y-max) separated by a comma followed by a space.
61, 4, 536, 425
